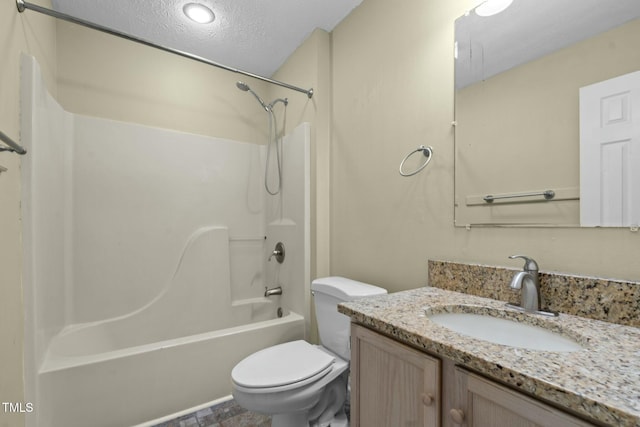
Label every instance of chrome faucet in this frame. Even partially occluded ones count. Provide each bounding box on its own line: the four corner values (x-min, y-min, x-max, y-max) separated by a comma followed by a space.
508, 255, 541, 313
264, 286, 282, 297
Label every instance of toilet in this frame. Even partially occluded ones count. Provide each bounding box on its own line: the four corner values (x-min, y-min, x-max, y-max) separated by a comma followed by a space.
231, 276, 387, 427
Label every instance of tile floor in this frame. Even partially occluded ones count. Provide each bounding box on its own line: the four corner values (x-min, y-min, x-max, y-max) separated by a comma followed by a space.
153, 399, 271, 427
153, 395, 349, 427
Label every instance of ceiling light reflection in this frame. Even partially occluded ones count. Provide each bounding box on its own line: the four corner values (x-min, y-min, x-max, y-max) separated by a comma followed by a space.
183, 3, 215, 24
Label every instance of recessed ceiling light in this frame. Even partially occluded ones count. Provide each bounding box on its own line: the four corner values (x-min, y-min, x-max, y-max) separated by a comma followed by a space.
475, 0, 513, 17
183, 3, 215, 24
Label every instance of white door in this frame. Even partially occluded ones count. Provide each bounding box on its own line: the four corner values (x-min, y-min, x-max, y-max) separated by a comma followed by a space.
580, 71, 640, 227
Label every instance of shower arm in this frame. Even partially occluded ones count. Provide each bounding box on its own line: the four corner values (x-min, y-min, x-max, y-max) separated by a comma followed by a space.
15, 0, 314, 99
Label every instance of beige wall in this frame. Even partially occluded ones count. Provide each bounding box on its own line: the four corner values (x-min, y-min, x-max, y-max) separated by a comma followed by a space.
330, 0, 639, 292
0, 2, 56, 426
57, 21, 268, 144
331, 0, 462, 290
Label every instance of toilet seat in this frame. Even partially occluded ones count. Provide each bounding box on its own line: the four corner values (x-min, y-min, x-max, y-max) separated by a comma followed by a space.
232, 340, 335, 393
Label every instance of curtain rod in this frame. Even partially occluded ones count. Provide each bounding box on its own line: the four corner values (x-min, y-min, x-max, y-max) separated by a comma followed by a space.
16, 0, 314, 99
0, 130, 27, 155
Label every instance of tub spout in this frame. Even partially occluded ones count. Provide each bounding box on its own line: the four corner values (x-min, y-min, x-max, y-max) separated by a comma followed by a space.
264, 286, 282, 297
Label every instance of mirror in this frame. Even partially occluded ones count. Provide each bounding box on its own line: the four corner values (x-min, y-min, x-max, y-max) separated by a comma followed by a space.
454, 0, 640, 227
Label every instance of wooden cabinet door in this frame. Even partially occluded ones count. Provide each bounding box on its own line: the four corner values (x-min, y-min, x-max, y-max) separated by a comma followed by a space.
448, 367, 596, 427
350, 324, 441, 427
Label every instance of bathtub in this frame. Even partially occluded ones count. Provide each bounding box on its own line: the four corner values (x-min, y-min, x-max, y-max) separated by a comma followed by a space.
32, 225, 306, 427
36, 305, 304, 427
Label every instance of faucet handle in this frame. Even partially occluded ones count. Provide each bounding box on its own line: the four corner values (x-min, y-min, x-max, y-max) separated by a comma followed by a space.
508, 255, 539, 272
268, 242, 285, 264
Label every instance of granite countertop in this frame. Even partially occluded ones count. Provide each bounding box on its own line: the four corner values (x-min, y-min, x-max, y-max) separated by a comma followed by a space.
338, 287, 640, 427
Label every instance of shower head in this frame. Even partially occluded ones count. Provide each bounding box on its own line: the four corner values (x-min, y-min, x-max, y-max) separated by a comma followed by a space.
236, 81, 269, 111
236, 81, 250, 91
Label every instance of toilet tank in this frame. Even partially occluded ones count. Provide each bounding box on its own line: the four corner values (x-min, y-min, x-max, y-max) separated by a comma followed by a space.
311, 277, 387, 361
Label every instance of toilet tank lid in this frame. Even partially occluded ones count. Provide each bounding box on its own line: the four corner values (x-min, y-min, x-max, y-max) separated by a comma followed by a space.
311, 276, 387, 301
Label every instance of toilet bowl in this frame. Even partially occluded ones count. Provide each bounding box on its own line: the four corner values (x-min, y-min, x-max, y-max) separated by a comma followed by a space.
232, 340, 348, 426
231, 277, 387, 427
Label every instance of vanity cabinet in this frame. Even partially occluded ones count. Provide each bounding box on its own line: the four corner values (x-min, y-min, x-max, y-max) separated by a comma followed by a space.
350, 323, 441, 427
449, 367, 596, 427
350, 324, 598, 427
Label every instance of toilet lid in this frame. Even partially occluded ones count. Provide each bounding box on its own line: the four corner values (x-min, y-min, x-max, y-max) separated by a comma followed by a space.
232, 340, 335, 389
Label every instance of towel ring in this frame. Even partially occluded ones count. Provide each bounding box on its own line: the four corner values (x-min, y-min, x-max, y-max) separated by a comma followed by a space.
399, 145, 433, 177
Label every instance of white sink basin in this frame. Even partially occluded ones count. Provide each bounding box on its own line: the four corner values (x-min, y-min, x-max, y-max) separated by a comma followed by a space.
427, 312, 584, 352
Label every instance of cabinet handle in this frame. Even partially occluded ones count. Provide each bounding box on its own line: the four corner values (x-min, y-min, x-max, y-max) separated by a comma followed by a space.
421, 393, 435, 406
449, 408, 465, 424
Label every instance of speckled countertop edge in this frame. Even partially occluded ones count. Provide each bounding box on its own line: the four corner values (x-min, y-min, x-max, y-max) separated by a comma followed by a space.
339, 287, 640, 427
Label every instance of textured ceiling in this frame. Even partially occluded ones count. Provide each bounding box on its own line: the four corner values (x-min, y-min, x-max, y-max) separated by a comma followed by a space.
51, 0, 363, 77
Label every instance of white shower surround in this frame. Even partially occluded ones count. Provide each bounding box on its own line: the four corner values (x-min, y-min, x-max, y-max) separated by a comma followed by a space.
21, 55, 310, 427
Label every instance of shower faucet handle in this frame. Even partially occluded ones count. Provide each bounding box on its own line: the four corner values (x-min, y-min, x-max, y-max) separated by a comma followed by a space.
268, 242, 285, 263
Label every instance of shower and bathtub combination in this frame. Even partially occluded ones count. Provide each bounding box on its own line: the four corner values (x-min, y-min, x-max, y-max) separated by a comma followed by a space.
20, 55, 311, 427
